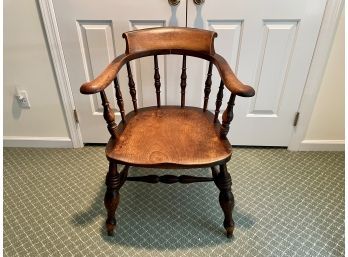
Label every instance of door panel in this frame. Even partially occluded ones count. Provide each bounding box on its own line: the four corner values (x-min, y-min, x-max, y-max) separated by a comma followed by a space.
187, 0, 327, 146
206, 20, 243, 112
53, 1, 186, 142
251, 21, 298, 116
76, 20, 124, 113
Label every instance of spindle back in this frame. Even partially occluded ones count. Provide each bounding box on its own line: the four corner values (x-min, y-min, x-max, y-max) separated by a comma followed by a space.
81, 27, 255, 139
114, 53, 228, 132
114, 28, 227, 124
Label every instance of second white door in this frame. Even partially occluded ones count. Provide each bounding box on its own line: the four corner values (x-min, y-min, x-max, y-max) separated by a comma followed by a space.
187, 0, 327, 146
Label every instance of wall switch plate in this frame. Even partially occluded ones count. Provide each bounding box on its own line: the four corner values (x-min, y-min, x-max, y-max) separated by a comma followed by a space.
16, 89, 31, 108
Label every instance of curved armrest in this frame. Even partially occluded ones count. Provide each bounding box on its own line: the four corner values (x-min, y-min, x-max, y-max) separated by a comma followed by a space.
81, 51, 255, 97
212, 54, 255, 97
80, 54, 129, 94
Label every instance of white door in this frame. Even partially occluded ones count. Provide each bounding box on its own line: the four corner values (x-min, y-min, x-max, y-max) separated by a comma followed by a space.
187, 0, 327, 146
52, 0, 186, 142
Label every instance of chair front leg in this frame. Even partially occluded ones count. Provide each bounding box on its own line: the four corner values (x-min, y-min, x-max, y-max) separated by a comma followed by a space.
104, 161, 128, 236
212, 164, 235, 238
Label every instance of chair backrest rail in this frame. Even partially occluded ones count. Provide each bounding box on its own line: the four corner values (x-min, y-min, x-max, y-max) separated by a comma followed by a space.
100, 90, 117, 137
203, 62, 213, 112
214, 80, 224, 123
113, 77, 126, 123
126, 62, 138, 113
154, 55, 161, 108
180, 55, 187, 108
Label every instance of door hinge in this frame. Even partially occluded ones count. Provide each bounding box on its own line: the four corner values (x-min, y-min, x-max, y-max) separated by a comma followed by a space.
293, 112, 300, 127
73, 109, 79, 123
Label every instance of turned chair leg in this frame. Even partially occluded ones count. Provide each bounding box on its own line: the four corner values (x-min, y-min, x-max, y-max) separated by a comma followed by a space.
212, 164, 235, 238
104, 161, 128, 236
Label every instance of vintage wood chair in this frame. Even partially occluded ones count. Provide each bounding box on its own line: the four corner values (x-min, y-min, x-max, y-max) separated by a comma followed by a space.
80, 27, 255, 238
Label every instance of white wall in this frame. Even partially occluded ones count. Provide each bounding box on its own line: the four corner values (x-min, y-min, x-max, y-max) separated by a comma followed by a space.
4, 0, 70, 146
304, 10, 345, 142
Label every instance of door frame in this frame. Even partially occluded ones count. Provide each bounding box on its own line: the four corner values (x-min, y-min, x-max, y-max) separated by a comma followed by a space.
38, 0, 83, 148
38, 0, 343, 149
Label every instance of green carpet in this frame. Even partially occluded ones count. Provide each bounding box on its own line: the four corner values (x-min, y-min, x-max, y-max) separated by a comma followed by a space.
3, 147, 344, 256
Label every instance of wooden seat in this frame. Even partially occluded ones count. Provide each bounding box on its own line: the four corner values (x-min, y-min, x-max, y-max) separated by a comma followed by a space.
106, 106, 232, 167
80, 27, 255, 238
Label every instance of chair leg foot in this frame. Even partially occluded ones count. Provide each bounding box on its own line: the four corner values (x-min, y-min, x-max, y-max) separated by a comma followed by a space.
106, 220, 116, 236
212, 164, 235, 238
225, 226, 234, 238
104, 161, 122, 236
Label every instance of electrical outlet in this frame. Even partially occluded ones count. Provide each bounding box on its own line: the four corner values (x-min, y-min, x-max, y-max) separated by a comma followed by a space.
16, 90, 31, 108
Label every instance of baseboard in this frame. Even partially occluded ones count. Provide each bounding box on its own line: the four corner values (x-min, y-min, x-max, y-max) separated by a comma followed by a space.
298, 140, 345, 151
3, 136, 73, 148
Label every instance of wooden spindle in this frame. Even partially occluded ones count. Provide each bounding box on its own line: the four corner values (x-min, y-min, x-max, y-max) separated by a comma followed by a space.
214, 80, 224, 123
154, 55, 161, 107
203, 62, 213, 111
126, 62, 137, 112
220, 94, 236, 139
113, 77, 126, 123
180, 55, 187, 108
100, 90, 117, 137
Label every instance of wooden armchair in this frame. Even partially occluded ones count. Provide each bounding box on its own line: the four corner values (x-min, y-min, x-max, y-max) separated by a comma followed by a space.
80, 27, 255, 238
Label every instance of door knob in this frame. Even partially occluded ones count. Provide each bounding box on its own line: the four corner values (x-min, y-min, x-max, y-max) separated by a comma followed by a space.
168, 0, 180, 6
193, 0, 205, 5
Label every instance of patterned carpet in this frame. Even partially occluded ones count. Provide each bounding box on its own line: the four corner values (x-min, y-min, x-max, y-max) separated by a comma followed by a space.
3, 147, 344, 257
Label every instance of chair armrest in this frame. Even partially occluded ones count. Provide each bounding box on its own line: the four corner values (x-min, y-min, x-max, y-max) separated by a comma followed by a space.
80, 54, 128, 94
212, 54, 255, 97
80, 52, 255, 97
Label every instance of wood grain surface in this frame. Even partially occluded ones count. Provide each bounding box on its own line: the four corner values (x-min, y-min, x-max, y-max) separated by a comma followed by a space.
123, 27, 217, 55
106, 106, 232, 168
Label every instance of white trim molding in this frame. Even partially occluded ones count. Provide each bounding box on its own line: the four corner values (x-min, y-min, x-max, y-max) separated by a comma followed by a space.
38, 0, 84, 148
288, 0, 344, 151
298, 140, 345, 151
4, 136, 73, 148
